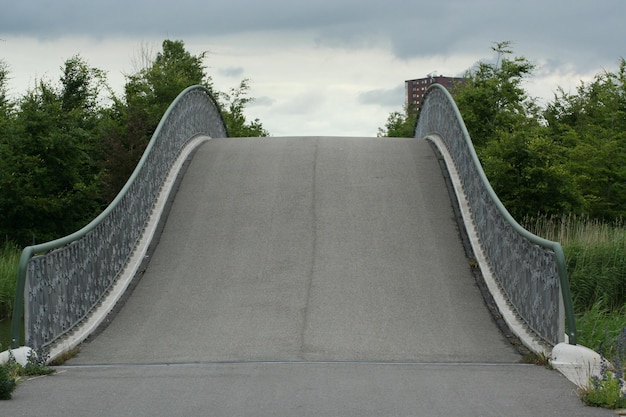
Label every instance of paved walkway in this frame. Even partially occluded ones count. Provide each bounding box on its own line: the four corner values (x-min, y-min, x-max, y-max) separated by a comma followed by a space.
3, 137, 613, 416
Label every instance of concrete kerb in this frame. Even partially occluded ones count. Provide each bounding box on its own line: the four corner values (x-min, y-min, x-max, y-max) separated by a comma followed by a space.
0, 135, 212, 365
0, 346, 34, 366
551, 343, 605, 389
425, 135, 605, 390
426, 135, 550, 356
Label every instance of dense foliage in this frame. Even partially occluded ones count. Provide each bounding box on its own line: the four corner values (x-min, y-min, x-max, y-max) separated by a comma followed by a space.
382, 42, 626, 223
0, 40, 268, 246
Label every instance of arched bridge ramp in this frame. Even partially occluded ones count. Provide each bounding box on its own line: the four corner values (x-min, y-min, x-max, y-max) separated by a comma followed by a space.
70, 136, 520, 365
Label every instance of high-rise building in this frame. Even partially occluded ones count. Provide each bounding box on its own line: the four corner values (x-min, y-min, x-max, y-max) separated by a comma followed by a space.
405, 75, 465, 112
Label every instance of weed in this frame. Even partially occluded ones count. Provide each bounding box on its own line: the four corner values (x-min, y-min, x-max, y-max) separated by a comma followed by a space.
22, 345, 54, 376
581, 328, 626, 409
49, 346, 80, 366
582, 371, 626, 409
523, 351, 552, 368
0, 343, 55, 400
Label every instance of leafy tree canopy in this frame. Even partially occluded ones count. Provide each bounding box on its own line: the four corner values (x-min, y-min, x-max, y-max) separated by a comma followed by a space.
0, 56, 106, 244
0, 39, 270, 245
381, 42, 626, 221
377, 105, 417, 138
219, 79, 269, 137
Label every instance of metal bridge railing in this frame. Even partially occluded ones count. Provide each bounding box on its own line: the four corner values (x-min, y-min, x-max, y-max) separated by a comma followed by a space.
11, 85, 228, 349
415, 84, 577, 347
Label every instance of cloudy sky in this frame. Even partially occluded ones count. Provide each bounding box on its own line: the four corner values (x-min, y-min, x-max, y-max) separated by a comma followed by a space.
1, 0, 624, 136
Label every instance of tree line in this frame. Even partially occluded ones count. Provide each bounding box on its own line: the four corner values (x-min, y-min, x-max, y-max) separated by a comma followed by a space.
0, 40, 268, 247
380, 42, 626, 222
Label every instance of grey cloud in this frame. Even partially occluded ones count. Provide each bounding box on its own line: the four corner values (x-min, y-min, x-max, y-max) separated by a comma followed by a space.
218, 67, 245, 78
276, 91, 327, 115
358, 85, 405, 107
2, 0, 625, 72
248, 96, 275, 107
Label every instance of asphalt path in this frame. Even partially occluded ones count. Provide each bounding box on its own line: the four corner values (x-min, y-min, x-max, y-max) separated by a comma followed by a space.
3, 137, 613, 416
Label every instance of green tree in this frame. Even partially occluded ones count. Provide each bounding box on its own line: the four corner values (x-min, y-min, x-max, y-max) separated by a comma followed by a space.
219, 79, 269, 137
124, 39, 213, 128
377, 105, 417, 137
479, 124, 583, 218
0, 60, 17, 242
0, 60, 15, 141
452, 42, 585, 218
102, 39, 270, 199
544, 59, 626, 220
0, 57, 107, 245
101, 39, 213, 199
453, 41, 538, 148
0, 40, 272, 244
0, 60, 10, 111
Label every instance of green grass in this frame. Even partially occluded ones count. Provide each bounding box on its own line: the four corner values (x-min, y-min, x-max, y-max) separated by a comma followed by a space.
527, 215, 626, 408
525, 214, 626, 350
576, 302, 626, 351
0, 241, 20, 321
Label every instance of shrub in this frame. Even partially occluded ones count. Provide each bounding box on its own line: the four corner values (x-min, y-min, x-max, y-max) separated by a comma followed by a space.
0, 363, 17, 400
0, 349, 18, 400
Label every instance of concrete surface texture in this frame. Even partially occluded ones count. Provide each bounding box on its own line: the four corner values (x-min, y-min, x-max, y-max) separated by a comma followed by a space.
3, 137, 614, 416
70, 136, 518, 365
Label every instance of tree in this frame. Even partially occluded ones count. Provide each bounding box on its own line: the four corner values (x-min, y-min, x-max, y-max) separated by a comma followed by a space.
479, 124, 583, 218
101, 40, 270, 199
123, 39, 212, 132
0, 60, 10, 112
0, 40, 272, 244
377, 105, 417, 137
0, 60, 17, 242
453, 41, 538, 148
125, 39, 213, 126
219, 79, 269, 137
60, 55, 108, 114
451, 42, 587, 219
101, 39, 214, 199
0, 57, 107, 245
544, 59, 626, 220
0, 60, 15, 139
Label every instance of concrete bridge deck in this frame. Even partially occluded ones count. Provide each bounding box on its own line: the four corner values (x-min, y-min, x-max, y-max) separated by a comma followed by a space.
3, 137, 611, 416
70, 136, 518, 365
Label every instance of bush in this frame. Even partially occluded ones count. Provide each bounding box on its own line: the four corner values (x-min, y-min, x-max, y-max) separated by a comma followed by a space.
0, 363, 17, 400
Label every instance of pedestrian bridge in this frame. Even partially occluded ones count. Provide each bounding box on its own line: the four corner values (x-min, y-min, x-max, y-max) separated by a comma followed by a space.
10, 84, 577, 360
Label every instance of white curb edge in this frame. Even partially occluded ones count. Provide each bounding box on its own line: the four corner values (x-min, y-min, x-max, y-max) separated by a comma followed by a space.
425, 135, 612, 390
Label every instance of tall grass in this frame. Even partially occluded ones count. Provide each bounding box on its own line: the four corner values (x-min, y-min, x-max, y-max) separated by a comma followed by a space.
525, 214, 626, 350
0, 241, 20, 320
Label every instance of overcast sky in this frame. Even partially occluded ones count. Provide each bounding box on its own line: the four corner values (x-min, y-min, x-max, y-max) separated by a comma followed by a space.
1, 0, 624, 136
